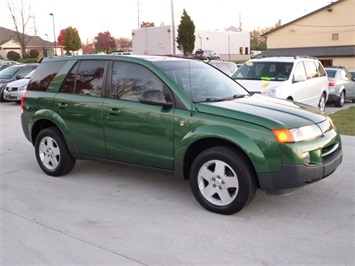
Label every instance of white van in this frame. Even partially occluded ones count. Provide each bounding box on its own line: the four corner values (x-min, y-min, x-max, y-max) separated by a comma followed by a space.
232, 56, 329, 111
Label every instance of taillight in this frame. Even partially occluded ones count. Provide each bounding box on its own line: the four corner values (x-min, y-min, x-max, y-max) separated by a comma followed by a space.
21, 91, 27, 113
328, 80, 336, 86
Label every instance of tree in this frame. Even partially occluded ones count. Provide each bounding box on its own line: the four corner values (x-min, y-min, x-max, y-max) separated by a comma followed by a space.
141, 22, 155, 28
176, 9, 195, 55
64, 27, 82, 55
116, 37, 132, 52
57, 27, 81, 55
5, 0, 34, 58
250, 23, 279, 51
82, 43, 96, 54
94, 31, 117, 54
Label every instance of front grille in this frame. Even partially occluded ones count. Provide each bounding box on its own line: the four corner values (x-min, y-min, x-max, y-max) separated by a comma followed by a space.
322, 143, 339, 159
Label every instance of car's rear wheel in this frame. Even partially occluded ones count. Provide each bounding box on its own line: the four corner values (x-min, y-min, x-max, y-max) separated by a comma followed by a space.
35, 127, 76, 176
334, 90, 345, 107
189, 146, 257, 215
318, 93, 326, 111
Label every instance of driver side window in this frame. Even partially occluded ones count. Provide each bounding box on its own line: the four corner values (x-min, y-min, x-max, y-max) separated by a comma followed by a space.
111, 62, 164, 102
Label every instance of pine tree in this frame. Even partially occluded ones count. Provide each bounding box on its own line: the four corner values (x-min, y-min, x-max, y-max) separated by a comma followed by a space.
176, 9, 195, 55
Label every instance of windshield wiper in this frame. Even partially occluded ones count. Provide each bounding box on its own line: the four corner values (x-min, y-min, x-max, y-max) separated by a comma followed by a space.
202, 94, 247, 102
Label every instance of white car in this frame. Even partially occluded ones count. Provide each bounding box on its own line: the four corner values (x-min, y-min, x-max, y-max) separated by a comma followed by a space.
3, 69, 35, 103
232, 56, 329, 111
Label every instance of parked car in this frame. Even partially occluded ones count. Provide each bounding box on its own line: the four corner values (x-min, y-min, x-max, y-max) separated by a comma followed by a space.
194, 49, 220, 60
207, 60, 237, 76
232, 56, 329, 111
3, 69, 35, 103
0, 61, 20, 71
349, 69, 355, 79
325, 66, 355, 107
0, 63, 38, 101
111, 51, 132, 55
21, 55, 342, 215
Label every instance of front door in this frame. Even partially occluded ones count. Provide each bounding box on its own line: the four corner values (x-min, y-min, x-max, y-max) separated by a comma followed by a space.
103, 61, 175, 169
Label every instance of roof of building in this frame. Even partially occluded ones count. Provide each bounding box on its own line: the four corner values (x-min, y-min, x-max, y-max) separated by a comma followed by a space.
261, 0, 345, 37
0, 26, 55, 47
257, 45, 355, 58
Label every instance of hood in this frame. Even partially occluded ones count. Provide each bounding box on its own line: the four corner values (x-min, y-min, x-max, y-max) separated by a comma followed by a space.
195, 94, 326, 130
236, 79, 286, 93
5, 78, 30, 87
0, 78, 12, 83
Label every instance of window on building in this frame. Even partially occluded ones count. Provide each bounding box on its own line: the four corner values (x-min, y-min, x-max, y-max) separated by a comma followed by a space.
332, 33, 339, 41
239, 47, 243, 54
245, 47, 249, 55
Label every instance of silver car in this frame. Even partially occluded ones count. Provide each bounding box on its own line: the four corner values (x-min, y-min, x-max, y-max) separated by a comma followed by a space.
3, 70, 35, 103
325, 67, 355, 107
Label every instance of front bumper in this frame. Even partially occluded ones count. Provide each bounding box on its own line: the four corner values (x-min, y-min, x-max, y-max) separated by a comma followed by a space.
257, 148, 343, 192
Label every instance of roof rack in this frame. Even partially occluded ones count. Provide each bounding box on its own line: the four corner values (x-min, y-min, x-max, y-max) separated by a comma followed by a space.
293, 55, 318, 60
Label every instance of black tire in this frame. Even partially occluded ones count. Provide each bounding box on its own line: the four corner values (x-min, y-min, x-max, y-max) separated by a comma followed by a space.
334, 90, 345, 107
189, 146, 257, 215
318, 93, 326, 111
35, 127, 76, 176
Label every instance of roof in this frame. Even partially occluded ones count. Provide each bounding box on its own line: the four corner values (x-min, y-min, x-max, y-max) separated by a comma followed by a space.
256, 45, 355, 58
261, 0, 344, 37
0, 26, 56, 47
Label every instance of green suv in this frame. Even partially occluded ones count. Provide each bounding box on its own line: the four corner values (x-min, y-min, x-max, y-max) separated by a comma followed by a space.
21, 55, 343, 215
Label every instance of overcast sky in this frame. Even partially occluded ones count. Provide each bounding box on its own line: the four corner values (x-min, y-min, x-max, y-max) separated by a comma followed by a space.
0, 0, 332, 42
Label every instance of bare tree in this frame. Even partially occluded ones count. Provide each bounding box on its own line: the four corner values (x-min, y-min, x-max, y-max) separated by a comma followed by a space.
5, 0, 34, 58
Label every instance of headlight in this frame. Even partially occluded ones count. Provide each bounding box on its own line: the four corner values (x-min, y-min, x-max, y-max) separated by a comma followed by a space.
261, 88, 276, 97
18, 84, 28, 91
273, 124, 322, 143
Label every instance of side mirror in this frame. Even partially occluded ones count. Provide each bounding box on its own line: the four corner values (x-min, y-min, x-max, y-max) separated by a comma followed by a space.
294, 74, 307, 83
140, 90, 173, 107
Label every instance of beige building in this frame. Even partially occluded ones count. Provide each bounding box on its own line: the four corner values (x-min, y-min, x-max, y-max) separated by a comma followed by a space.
260, 0, 355, 70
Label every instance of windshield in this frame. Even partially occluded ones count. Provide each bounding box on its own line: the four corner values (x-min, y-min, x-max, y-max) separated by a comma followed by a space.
153, 59, 249, 102
232, 61, 293, 81
0, 65, 22, 79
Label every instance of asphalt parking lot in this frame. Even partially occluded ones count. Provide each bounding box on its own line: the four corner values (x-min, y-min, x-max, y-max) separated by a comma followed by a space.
1, 101, 354, 265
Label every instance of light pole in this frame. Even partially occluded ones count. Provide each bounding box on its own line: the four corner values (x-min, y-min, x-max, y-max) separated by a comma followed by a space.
171, 0, 176, 55
49, 13, 57, 55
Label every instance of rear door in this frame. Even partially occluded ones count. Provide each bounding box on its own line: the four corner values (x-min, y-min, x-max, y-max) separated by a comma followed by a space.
52, 59, 107, 158
303, 61, 328, 107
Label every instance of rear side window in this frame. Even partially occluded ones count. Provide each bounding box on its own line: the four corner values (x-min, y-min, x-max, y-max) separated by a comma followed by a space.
28, 61, 66, 91
60, 60, 107, 97
304, 61, 318, 79
314, 61, 326, 77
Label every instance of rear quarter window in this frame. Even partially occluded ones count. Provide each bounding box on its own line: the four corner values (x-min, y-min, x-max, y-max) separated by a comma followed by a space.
28, 61, 67, 91
304, 61, 319, 79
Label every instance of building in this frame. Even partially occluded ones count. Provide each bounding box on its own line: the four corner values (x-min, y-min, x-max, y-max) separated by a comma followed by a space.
132, 25, 250, 61
0, 26, 62, 59
260, 0, 355, 69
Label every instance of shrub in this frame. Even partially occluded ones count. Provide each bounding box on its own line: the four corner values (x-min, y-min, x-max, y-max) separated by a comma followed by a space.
7, 51, 21, 61
29, 49, 39, 58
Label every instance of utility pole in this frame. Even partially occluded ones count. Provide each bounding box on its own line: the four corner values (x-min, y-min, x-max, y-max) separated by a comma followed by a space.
137, 0, 141, 28
49, 13, 57, 56
171, 0, 176, 55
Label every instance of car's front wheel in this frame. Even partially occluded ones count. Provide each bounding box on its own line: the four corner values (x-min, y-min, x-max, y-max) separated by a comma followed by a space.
35, 127, 76, 176
189, 146, 257, 215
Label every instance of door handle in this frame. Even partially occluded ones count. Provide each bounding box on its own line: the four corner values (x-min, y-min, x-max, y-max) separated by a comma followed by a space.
109, 108, 121, 116
58, 103, 68, 109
